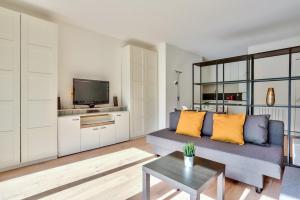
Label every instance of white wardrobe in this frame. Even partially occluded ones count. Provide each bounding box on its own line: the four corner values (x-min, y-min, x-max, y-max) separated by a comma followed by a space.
122, 45, 158, 138
0, 7, 58, 170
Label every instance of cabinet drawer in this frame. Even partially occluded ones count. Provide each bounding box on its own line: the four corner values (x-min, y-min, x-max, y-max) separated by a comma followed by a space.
80, 127, 100, 151
99, 124, 116, 147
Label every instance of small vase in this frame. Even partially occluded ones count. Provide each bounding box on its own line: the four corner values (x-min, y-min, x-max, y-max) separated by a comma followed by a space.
184, 155, 194, 167
266, 88, 275, 106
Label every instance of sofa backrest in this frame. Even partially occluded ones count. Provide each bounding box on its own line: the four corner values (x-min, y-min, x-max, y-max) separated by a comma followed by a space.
268, 120, 284, 146
169, 111, 284, 147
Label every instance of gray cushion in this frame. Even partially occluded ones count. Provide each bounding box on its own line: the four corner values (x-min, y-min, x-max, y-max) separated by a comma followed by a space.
202, 111, 225, 136
202, 112, 214, 136
149, 129, 283, 165
280, 166, 300, 200
269, 120, 284, 146
169, 111, 181, 131
244, 115, 270, 145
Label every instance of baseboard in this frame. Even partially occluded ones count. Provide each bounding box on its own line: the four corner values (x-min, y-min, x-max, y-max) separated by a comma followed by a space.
0, 156, 57, 173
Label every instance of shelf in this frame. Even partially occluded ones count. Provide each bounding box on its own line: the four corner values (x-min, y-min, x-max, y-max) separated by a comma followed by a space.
199, 102, 247, 106
80, 113, 115, 128
194, 80, 247, 85
80, 121, 115, 129
251, 76, 300, 83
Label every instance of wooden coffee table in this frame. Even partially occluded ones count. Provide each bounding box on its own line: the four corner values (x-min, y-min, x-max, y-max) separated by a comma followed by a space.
142, 151, 225, 200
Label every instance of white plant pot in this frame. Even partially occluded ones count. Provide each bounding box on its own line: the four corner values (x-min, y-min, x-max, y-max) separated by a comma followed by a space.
184, 155, 194, 167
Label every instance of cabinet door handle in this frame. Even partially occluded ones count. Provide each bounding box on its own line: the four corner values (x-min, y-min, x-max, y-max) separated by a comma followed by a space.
101, 126, 106, 129
72, 118, 79, 121
116, 114, 121, 116
93, 128, 99, 131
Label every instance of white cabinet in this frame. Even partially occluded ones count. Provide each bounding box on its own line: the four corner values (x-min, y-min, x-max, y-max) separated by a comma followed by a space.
114, 112, 130, 143
58, 116, 81, 157
58, 111, 130, 155
143, 50, 158, 134
0, 7, 20, 169
21, 14, 58, 162
81, 127, 100, 151
122, 45, 158, 138
99, 124, 116, 147
81, 124, 116, 151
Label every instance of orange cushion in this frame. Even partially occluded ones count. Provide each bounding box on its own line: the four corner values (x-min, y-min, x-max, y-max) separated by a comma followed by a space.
211, 113, 246, 145
176, 111, 206, 137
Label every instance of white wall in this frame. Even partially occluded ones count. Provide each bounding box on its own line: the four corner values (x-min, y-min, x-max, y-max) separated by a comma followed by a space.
158, 43, 202, 127
58, 23, 123, 108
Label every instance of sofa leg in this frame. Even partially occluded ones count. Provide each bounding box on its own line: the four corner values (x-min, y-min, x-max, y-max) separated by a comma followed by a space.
255, 187, 263, 193
155, 154, 160, 158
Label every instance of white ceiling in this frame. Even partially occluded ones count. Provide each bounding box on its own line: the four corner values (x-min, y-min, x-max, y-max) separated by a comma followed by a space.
6, 0, 300, 59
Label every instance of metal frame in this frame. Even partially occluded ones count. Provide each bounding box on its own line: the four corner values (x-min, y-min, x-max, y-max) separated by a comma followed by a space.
192, 45, 300, 165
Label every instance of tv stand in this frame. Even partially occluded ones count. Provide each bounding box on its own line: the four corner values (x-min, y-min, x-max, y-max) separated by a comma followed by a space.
58, 111, 129, 157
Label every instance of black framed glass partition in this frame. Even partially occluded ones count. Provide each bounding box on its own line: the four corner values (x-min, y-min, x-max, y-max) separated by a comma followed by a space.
192, 46, 300, 165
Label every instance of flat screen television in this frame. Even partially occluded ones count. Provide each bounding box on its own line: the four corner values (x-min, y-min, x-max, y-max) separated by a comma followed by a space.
73, 78, 109, 108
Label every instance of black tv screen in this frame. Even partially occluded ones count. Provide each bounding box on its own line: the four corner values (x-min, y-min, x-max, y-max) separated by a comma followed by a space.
73, 79, 109, 107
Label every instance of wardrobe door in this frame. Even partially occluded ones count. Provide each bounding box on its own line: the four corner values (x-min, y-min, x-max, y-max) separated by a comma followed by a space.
0, 7, 20, 168
143, 49, 158, 134
130, 46, 144, 138
21, 14, 58, 162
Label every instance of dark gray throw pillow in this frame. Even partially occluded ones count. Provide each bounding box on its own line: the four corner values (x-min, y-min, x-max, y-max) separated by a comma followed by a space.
202, 112, 214, 136
202, 111, 226, 136
169, 111, 181, 131
244, 115, 270, 145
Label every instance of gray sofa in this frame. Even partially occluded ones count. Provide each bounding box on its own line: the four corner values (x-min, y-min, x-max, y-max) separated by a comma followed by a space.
146, 112, 284, 192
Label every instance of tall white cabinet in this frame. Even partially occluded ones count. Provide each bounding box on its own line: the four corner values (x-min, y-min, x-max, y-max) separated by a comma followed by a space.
0, 6, 58, 170
0, 7, 20, 168
122, 45, 158, 138
21, 14, 58, 163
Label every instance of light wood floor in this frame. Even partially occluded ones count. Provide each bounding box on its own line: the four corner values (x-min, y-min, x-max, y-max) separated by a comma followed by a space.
0, 137, 281, 200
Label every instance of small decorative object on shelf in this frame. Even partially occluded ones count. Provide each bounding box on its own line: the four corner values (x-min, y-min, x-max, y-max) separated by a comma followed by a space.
266, 88, 275, 106
183, 142, 195, 167
113, 96, 118, 107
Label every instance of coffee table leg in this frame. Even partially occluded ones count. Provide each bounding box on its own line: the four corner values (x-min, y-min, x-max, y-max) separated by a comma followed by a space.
217, 172, 225, 200
143, 170, 150, 200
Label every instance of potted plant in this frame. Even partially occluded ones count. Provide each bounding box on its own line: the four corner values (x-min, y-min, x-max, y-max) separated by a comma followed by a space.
183, 142, 196, 167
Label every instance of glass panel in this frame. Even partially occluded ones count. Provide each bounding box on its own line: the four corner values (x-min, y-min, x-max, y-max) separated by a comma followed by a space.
201, 65, 216, 83
224, 61, 246, 81
238, 60, 247, 81
222, 83, 247, 105
291, 108, 300, 137
291, 136, 300, 165
226, 106, 246, 114
292, 80, 300, 106
224, 62, 238, 81
254, 55, 289, 79
217, 64, 223, 82
292, 52, 300, 77
254, 106, 289, 133
202, 84, 217, 102
194, 66, 200, 83
193, 85, 201, 105
253, 81, 288, 106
